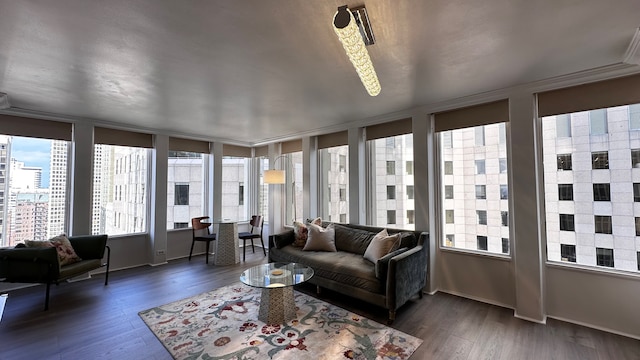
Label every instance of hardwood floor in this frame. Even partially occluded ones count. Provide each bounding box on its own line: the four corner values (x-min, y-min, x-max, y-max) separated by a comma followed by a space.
1, 250, 638, 360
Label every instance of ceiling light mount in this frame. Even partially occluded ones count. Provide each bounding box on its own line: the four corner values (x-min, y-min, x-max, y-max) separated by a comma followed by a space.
0, 92, 9, 110
623, 27, 640, 66
333, 5, 381, 96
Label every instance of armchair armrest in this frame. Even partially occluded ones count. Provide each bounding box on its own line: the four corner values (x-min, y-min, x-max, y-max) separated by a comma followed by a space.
0, 247, 60, 282
385, 232, 429, 312
69, 234, 108, 260
269, 229, 295, 249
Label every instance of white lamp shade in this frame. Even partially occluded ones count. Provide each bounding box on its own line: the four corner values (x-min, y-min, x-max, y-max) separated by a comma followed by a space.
264, 169, 286, 184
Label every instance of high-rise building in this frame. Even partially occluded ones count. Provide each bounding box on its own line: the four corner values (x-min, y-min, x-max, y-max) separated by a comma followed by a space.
0, 135, 11, 246
167, 151, 206, 229
542, 105, 640, 272
6, 191, 49, 246
9, 158, 42, 190
47, 140, 68, 238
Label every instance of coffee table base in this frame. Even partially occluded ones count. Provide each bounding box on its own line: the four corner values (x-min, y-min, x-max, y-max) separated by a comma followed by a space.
258, 287, 296, 324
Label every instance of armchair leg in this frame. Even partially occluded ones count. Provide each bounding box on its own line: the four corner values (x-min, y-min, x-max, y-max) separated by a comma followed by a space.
260, 238, 266, 256
189, 240, 195, 261
104, 245, 111, 286
44, 282, 51, 311
205, 241, 210, 264
243, 240, 247, 262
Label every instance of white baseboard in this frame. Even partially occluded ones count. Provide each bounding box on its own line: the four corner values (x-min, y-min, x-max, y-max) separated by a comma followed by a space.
438, 289, 516, 310
547, 315, 640, 341
514, 312, 547, 324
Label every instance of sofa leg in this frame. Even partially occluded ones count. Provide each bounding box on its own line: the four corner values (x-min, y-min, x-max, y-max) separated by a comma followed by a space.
316, 285, 322, 295
387, 310, 396, 325
44, 282, 51, 311
419, 290, 423, 299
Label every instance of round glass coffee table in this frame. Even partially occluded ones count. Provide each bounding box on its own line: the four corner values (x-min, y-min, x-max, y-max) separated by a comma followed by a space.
240, 262, 314, 324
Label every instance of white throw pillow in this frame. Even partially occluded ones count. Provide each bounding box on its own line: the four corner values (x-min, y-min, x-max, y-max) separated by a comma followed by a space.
363, 229, 401, 263
303, 223, 337, 252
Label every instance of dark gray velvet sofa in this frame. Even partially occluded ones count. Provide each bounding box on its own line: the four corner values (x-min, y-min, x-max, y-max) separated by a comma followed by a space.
269, 222, 429, 321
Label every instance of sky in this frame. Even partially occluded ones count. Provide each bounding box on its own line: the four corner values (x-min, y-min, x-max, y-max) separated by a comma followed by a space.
11, 136, 51, 188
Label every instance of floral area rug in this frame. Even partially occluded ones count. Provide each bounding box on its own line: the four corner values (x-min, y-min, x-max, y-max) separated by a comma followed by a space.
139, 283, 422, 359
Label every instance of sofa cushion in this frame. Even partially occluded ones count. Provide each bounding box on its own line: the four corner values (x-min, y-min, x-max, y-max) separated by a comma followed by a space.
303, 223, 336, 252
333, 223, 377, 255
293, 217, 322, 247
363, 229, 401, 264
26, 234, 82, 266
397, 232, 418, 249
270, 245, 382, 294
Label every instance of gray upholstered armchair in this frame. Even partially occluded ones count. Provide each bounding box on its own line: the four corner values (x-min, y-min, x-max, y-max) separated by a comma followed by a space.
0, 234, 110, 310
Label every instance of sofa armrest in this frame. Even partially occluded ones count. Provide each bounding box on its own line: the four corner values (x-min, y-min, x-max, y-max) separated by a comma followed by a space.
385, 233, 429, 311
0, 247, 60, 282
269, 229, 295, 249
69, 235, 108, 260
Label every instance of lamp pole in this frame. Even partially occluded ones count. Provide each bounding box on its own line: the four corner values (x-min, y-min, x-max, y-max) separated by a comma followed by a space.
268, 154, 297, 224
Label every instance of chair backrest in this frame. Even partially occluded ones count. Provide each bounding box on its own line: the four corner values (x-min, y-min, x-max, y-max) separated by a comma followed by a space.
191, 216, 212, 236
249, 215, 263, 235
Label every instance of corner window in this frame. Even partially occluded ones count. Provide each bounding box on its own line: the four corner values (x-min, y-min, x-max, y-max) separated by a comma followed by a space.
93, 144, 149, 235
221, 156, 249, 221
319, 145, 349, 223
368, 133, 414, 229
1, 136, 69, 245
166, 151, 207, 230
439, 119, 510, 255
541, 103, 640, 272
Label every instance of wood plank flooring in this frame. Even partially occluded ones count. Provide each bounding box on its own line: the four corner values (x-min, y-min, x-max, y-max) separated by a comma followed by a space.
1, 250, 638, 360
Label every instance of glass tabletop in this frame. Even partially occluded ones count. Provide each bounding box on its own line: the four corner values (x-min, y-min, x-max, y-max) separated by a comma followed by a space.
240, 262, 314, 289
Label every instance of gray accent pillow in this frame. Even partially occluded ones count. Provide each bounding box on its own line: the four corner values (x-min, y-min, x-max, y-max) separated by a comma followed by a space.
333, 223, 377, 255
363, 229, 401, 264
303, 223, 337, 252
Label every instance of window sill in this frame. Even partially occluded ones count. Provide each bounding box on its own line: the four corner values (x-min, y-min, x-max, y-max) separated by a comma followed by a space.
439, 246, 512, 261
546, 261, 640, 280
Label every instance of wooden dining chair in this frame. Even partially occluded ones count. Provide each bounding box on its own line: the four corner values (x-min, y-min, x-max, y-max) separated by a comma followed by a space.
190, 216, 217, 264
238, 215, 265, 261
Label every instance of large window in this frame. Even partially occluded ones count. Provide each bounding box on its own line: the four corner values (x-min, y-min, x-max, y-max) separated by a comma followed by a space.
319, 141, 348, 223
221, 156, 249, 221
280, 150, 303, 224
0, 136, 69, 246
367, 130, 414, 229
437, 100, 510, 254
258, 156, 270, 221
541, 103, 640, 272
93, 144, 149, 235
166, 149, 207, 230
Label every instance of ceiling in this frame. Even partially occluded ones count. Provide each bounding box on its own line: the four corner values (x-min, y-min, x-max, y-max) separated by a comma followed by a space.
0, 0, 638, 145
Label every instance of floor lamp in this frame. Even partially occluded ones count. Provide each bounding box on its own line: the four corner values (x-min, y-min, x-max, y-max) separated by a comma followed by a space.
264, 155, 297, 224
